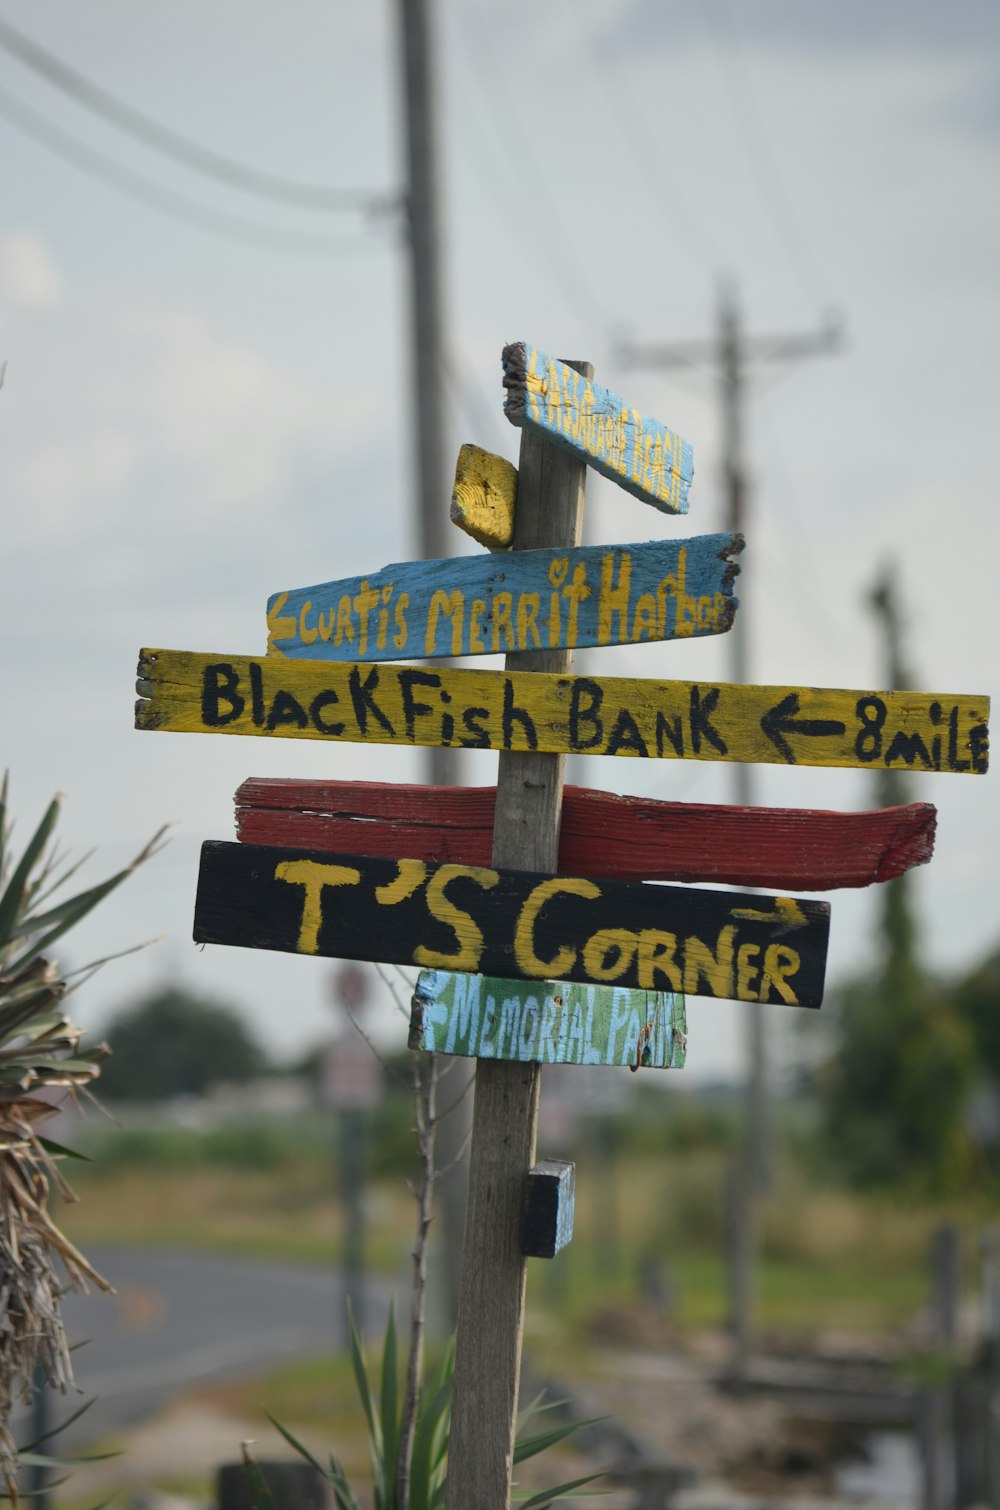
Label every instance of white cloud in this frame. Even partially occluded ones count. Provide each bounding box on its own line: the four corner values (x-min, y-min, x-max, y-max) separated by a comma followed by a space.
1, 290, 380, 570
0, 231, 61, 309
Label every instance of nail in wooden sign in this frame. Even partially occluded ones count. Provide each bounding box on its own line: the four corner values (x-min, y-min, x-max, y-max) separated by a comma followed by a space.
503, 341, 694, 515
192, 842, 832, 1008
409, 969, 687, 1069
450, 443, 517, 550
266, 534, 742, 660
235, 779, 937, 892
137, 651, 990, 776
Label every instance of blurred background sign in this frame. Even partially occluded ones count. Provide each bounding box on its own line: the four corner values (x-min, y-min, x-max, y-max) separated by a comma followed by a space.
321, 962, 383, 1112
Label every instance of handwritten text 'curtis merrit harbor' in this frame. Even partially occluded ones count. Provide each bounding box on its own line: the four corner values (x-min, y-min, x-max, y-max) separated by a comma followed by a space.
266, 536, 741, 661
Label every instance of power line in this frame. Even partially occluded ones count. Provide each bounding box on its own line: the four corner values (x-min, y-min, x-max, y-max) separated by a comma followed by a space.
0, 84, 397, 257
703, 0, 833, 311
448, 5, 616, 334
443, 350, 506, 457
751, 405, 853, 651
555, 0, 723, 273
0, 14, 393, 214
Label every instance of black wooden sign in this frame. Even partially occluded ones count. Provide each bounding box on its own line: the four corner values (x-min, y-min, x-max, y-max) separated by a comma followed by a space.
193, 842, 831, 1009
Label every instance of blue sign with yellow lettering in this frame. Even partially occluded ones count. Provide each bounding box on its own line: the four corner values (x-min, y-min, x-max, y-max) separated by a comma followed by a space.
503, 341, 694, 514
267, 534, 741, 659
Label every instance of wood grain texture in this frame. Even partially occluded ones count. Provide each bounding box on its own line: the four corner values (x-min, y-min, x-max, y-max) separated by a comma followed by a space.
234, 778, 937, 890
447, 368, 590, 1510
503, 341, 694, 515
265, 533, 742, 660
409, 970, 686, 1068
192, 840, 831, 1008
523, 1161, 575, 1259
449, 442, 517, 549
136, 650, 990, 776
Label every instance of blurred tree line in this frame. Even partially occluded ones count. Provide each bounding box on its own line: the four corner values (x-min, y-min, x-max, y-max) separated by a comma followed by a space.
816, 875, 996, 1189
816, 569, 997, 1189
98, 986, 267, 1100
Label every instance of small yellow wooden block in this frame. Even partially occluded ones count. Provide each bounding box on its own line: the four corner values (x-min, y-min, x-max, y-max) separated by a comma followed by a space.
450, 443, 517, 550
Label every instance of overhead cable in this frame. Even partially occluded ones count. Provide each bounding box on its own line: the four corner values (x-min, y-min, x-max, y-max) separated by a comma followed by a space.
556, 0, 723, 272
448, 4, 615, 335
0, 14, 392, 214
0, 84, 398, 257
704, 0, 833, 310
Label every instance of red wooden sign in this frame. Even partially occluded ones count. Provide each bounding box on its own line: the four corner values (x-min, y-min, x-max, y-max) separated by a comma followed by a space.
234, 778, 936, 892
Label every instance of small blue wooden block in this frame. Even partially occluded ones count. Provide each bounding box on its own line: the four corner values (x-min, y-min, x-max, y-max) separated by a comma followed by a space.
523, 1160, 575, 1259
502, 341, 694, 515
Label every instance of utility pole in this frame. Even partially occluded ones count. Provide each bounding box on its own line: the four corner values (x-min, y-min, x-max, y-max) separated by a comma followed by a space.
620, 278, 840, 1365
397, 0, 450, 644
870, 573, 955, 1510
870, 565, 913, 750
869, 566, 921, 999
395, 0, 468, 1330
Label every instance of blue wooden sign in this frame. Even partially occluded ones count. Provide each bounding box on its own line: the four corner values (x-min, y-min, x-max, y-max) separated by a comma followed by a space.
409, 971, 687, 1068
503, 341, 694, 515
266, 535, 741, 659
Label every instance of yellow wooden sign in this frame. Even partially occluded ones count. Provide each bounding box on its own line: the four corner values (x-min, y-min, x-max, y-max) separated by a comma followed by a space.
135, 649, 989, 775
450, 443, 517, 550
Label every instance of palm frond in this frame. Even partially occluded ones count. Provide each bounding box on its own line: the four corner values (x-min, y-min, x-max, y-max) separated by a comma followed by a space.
515, 1474, 607, 1507
0, 784, 164, 1504
378, 1304, 399, 1504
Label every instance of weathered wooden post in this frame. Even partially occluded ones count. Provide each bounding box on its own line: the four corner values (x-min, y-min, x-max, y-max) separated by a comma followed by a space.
954, 1227, 1000, 1507
445, 355, 590, 1510
725, 1156, 752, 1383
921, 1223, 960, 1510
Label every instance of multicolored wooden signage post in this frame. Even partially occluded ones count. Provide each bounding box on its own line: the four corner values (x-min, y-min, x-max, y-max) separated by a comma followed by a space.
131, 338, 991, 1510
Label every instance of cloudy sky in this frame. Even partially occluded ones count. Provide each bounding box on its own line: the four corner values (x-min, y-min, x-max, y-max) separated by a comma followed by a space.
1, 0, 997, 1082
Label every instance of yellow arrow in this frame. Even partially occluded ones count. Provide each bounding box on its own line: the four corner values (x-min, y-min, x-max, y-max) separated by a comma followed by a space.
730, 896, 808, 931
266, 592, 296, 656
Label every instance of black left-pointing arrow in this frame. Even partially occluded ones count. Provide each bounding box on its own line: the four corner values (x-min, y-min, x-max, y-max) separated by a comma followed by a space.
760, 693, 847, 764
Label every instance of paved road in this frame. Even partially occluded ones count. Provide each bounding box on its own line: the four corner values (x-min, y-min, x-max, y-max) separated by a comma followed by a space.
18, 1247, 391, 1449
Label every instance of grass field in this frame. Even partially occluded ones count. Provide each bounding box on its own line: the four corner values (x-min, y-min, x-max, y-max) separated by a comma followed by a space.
44, 1110, 999, 1510
57, 1121, 991, 1339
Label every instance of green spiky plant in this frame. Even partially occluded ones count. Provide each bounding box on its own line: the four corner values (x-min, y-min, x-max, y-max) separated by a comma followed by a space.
0, 777, 165, 1500
261, 1310, 603, 1510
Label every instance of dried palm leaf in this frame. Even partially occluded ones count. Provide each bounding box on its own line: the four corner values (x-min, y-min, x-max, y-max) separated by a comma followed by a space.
0, 779, 165, 1500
